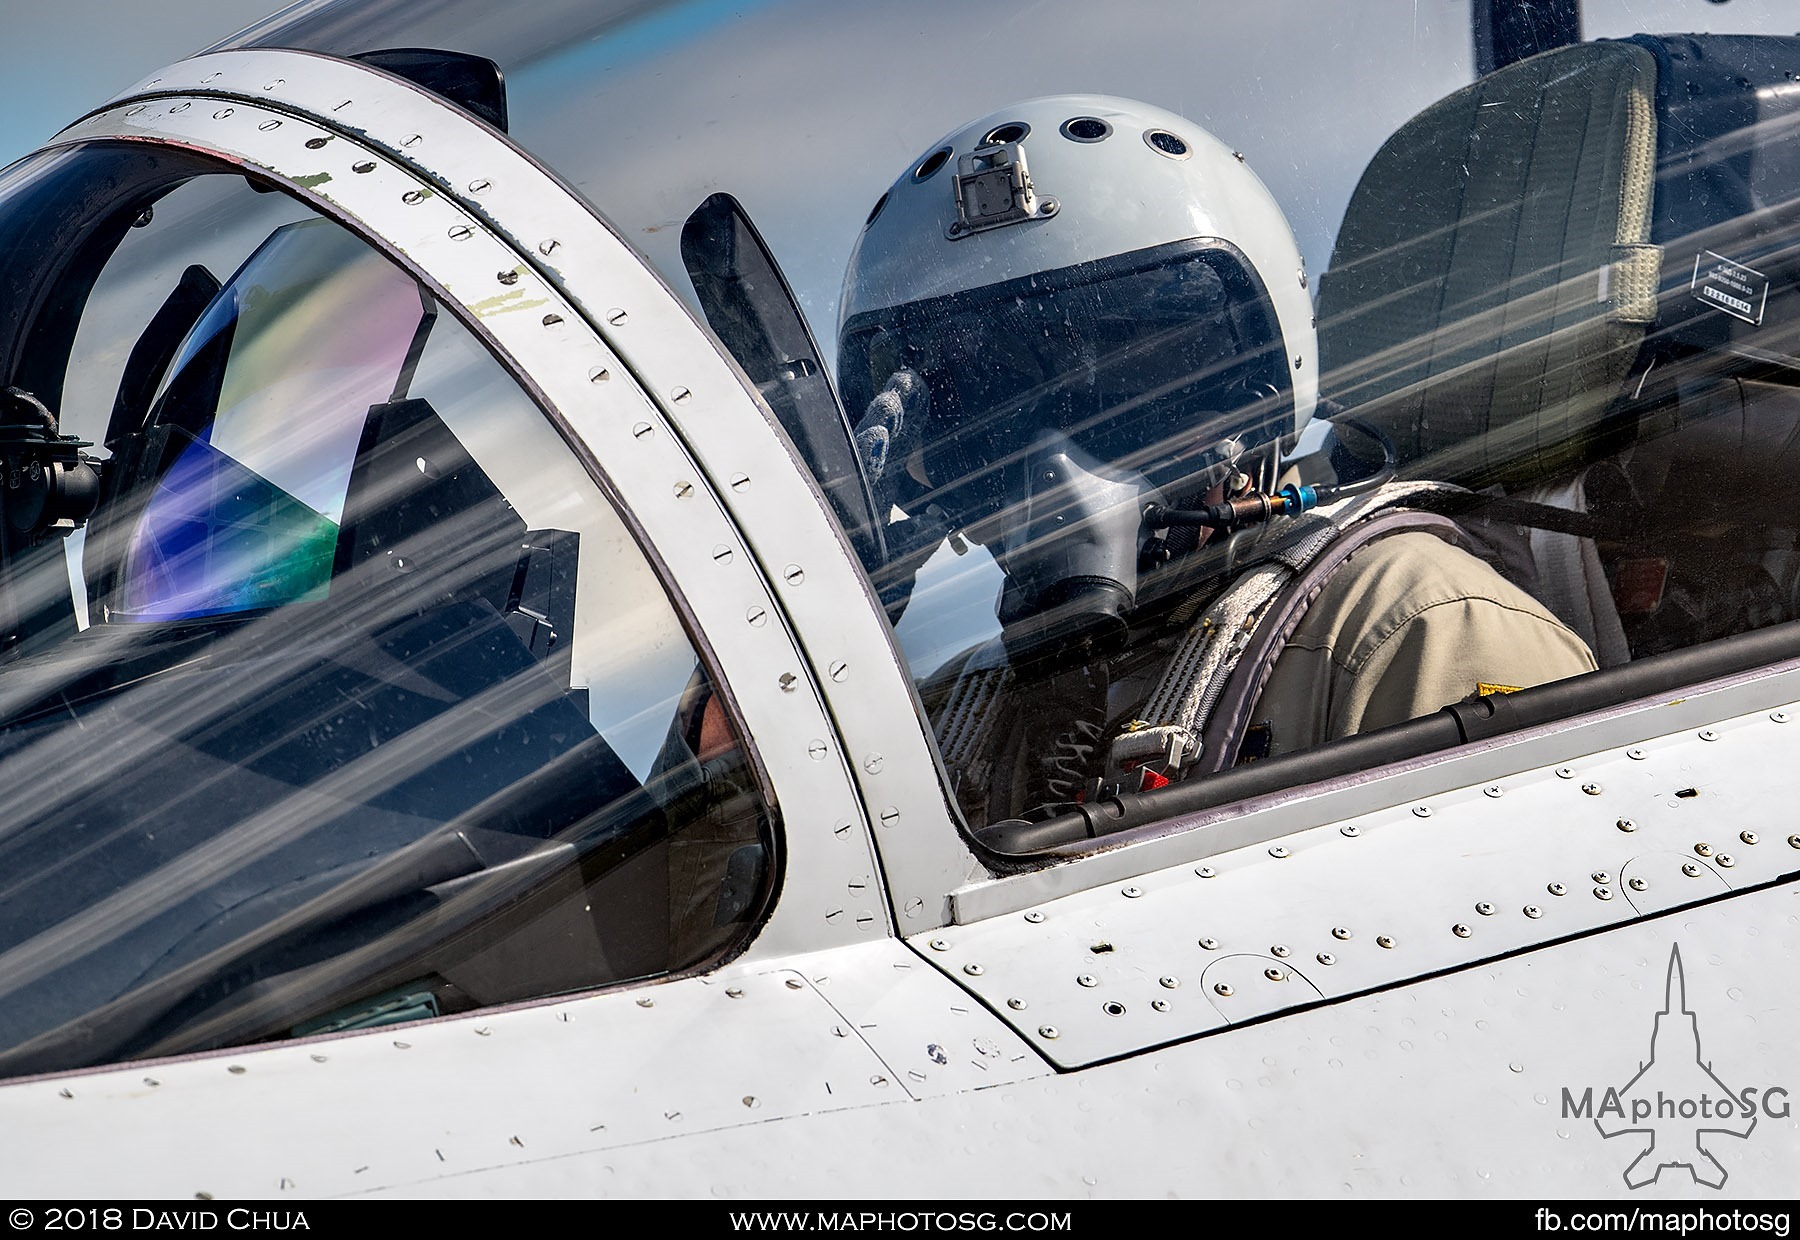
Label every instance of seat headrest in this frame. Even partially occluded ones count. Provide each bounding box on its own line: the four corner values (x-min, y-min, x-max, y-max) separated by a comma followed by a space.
1318, 42, 1660, 487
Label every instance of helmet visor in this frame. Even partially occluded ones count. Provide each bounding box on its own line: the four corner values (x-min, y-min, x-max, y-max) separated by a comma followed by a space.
839, 239, 1292, 531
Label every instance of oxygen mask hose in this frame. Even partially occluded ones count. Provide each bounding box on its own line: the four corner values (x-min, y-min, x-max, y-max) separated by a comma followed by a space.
1143, 482, 1325, 533
1142, 413, 1398, 534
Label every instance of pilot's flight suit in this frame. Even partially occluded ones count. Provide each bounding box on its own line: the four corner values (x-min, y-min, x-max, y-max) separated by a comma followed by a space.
934, 496, 1597, 824
1251, 527, 1597, 756
1089, 482, 1604, 786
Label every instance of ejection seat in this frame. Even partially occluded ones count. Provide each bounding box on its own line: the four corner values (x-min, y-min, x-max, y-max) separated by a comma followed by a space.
1315, 34, 1800, 665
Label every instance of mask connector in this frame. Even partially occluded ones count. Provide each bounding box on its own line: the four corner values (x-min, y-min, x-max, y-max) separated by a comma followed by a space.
1144, 482, 1323, 533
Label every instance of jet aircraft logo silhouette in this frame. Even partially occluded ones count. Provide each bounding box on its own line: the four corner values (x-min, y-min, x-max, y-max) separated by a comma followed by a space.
1591, 946, 1755, 1189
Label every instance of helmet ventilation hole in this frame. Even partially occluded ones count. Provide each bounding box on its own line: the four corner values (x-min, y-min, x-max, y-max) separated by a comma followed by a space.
982, 121, 1030, 146
865, 192, 889, 226
912, 146, 952, 181
1144, 129, 1190, 159
1061, 117, 1112, 143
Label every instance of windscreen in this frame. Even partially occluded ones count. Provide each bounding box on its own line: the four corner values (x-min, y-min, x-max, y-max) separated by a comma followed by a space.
0, 148, 773, 1078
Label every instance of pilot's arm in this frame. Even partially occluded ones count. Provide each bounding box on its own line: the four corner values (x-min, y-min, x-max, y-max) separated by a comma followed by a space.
1254, 530, 1598, 756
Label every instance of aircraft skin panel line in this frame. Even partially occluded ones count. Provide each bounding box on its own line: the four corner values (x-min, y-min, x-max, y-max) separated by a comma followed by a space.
917, 691, 1800, 1068
3, 887, 1789, 1197
378, 885, 1791, 1198
0, 941, 1050, 1199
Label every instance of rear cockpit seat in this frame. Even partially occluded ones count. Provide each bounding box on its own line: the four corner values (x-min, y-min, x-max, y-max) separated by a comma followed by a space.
1317, 34, 1800, 663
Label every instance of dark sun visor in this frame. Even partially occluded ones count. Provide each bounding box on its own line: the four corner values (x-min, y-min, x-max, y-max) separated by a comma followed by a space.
837, 239, 1294, 524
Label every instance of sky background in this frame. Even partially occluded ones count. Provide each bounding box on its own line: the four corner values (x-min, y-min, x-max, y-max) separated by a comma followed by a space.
4, 0, 1798, 169
0, 0, 286, 168
0, 0, 1793, 375
4, 0, 1795, 277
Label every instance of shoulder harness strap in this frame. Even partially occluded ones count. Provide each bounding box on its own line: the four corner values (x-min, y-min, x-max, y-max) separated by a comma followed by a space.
1101, 481, 1463, 792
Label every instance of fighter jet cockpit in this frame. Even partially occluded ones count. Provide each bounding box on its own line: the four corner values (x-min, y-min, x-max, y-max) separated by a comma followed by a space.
3, 0, 1800, 1109
672, 39, 1800, 847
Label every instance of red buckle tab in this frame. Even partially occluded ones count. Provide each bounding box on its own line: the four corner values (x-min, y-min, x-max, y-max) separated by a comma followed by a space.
1613, 558, 1668, 616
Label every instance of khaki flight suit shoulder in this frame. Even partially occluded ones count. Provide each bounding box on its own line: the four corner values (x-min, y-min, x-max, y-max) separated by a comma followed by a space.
1254, 530, 1598, 757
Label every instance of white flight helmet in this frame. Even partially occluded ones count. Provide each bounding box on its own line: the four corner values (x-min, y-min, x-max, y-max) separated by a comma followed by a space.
837, 96, 1317, 655
839, 93, 1316, 469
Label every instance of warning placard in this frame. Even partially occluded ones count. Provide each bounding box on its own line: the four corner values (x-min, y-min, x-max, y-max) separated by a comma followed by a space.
1690, 250, 1769, 326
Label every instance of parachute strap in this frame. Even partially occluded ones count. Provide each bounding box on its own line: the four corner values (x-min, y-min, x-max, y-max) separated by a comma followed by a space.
1192, 508, 1470, 775
934, 637, 1013, 803
1101, 481, 1461, 792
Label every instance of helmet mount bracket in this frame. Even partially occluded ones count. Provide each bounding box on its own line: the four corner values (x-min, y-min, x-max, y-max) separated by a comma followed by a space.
947, 142, 1058, 239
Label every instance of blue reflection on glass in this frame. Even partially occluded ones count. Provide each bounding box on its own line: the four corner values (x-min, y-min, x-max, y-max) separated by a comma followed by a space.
118, 431, 339, 620
116, 217, 430, 622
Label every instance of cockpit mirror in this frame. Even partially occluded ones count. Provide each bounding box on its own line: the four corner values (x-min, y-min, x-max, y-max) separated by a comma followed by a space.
351, 48, 508, 133
680, 192, 883, 564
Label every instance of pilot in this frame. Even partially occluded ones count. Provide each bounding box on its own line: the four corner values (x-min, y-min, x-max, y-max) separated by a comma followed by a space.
836, 96, 1598, 827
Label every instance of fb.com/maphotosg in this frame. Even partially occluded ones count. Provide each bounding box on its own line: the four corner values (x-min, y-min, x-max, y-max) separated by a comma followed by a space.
1536, 1209, 1789, 1237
